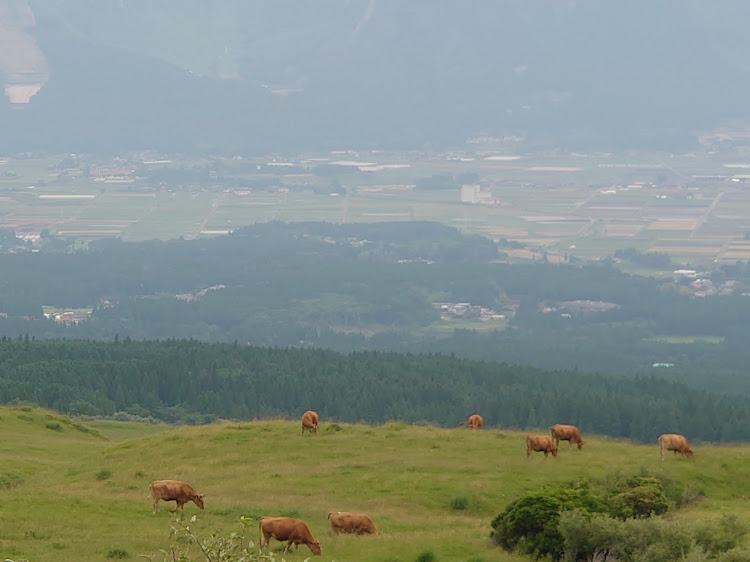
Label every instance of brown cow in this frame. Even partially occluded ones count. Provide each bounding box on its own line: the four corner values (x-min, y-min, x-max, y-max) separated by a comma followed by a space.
550, 424, 585, 449
259, 516, 322, 555
301, 410, 319, 435
526, 434, 559, 458
658, 433, 694, 461
467, 414, 483, 430
327, 511, 380, 536
148, 480, 204, 515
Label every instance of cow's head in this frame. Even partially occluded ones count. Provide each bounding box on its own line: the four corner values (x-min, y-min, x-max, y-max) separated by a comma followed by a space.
577, 439, 585, 450
309, 540, 322, 555
551, 446, 559, 457
194, 494, 205, 509
685, 448, 694, 459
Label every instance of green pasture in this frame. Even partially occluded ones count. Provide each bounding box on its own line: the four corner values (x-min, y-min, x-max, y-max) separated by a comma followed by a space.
0, 406, 749, 561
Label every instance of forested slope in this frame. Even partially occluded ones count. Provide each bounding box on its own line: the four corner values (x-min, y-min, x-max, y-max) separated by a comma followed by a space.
3, 222, 750, 393
0, 337, 747, 443
3, 221, 750, 393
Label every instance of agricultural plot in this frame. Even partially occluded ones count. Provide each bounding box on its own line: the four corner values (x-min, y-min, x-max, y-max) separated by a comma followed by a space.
1, 152, 749, 266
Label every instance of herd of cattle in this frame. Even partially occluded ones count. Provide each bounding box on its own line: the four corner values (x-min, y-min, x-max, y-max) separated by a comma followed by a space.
146, 411, 695, 556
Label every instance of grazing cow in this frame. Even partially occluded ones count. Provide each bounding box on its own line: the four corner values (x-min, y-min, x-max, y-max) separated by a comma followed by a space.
550, 424, 585, 449
467, 414, 483, 430
148, 480, 204, 515
259, 516, 322, 555
301, 410, 319, 435
526, 434, 559, 458
327, 511, 380, 536
658, 433, 694, 461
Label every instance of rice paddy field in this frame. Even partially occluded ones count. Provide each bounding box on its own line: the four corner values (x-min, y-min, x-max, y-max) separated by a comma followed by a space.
1, 406, 749, 561
1, 151, 750, 265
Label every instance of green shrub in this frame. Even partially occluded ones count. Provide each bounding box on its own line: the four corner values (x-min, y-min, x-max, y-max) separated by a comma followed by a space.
610, 476, 670, 519
416, 550, 436, 562
491, 481, 606, 560
0, 473, 24, 489
693, 514, 749, 556
106, 548, 129, 558
718, 548, 750, 562
450, 496, 469, 511
491, 492, 569, 559
326, 423, 343, 432
559, 511, 750, 562
492, 476, 678, 560
95, 469, 112, 481
45, 421, 62, 431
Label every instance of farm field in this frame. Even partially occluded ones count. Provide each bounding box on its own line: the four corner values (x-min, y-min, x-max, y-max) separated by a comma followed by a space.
2, 151, 750, 265
1, 406, 749, 561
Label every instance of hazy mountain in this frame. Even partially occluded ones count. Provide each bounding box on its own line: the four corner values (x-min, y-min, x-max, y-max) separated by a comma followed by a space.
2, 0, 749, 153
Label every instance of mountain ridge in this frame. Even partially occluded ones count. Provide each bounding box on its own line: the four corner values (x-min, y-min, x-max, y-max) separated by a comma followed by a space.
2, 1, 750, 152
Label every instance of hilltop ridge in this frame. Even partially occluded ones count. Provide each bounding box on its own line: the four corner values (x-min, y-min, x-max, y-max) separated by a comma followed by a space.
1, 405, 749, 561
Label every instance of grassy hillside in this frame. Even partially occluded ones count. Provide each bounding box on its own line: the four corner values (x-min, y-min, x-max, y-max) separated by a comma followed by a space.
0, 406, 748, 561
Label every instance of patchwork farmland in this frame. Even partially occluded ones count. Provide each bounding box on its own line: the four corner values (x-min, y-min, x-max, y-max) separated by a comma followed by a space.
1, 151, 749, 266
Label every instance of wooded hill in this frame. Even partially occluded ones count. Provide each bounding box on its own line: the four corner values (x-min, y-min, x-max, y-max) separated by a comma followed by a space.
0, 337, 747, 443
2, 222, 750, 394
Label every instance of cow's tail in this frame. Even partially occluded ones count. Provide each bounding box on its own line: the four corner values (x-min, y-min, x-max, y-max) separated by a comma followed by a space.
146, 482, 154, 501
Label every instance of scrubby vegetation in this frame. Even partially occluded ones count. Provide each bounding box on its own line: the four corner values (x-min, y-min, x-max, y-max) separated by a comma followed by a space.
142, 516, 279, 562
491, 474, 750, 561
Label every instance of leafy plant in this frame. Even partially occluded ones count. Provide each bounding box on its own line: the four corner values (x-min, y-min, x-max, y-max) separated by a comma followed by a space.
450, 496, 469, 511
558, 511, 750, 562
143, 516, 280, 562
0, 472, 24, 489
95, 469, 112, 481
416, 550, 436, 562
610, 477, 670, 519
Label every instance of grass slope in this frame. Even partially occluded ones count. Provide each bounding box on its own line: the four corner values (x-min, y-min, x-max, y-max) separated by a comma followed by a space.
0, 406, 748, 561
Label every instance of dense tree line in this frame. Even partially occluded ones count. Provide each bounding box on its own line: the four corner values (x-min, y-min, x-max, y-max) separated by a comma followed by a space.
0, 338, 748, 443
